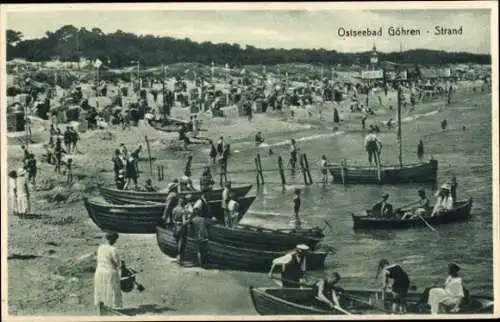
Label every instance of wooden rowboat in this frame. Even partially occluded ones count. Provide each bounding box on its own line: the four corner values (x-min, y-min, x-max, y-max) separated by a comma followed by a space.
156, 225, 329, 272
328, 159, 438, 185
249, 286, 493, 315
208, 224, 325, 251
98, 184, 252, 204
352, 199, 473, 230
83, 196, 255, 234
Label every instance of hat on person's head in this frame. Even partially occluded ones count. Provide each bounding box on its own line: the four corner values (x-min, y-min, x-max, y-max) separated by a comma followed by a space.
448, 263, 460, 274
382, 193, 389, 199
294, 188, 301, 194
105, 231, 119, 242
296, 244, 310, 252
440, 183, 451, 191
418, 188, 425, 194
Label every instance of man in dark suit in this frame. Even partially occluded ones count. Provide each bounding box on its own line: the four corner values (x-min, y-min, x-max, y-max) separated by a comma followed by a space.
372, 193, 393, 217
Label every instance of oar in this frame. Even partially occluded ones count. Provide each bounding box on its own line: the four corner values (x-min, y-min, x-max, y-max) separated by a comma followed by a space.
394, 201, 419, 213
269, 276, 353, 315
341, 293, 393, 314
416, 214, 439, 234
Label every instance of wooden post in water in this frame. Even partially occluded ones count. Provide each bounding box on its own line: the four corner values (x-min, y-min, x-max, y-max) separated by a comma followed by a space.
299, 154, 308, 185
161, 165, 164, 181
254, 157, 261, 186
157, 166, 161, 181
340, 159, 347, 185
397, 86, 403, 168
257, 154, 264, 184
303, 154, 313, 184
278, 156, 286, 188
145, 136, 153, 176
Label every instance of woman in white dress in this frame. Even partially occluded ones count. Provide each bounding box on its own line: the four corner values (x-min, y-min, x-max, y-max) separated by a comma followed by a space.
94, 232, 123, 309
16, 169, 30, 216
8, 170, 18, 215
427, 263, 464, 314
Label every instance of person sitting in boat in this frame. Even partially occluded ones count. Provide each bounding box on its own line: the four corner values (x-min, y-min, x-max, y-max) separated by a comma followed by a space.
143, 179, 156, 192
179, 171, 196, 191
313, 271, 343, 310
268, 244, 310, 288
372, 193, 393, 218
166, 179, 180, 194
376, 259, 411, 313
431, 184, 454, 217
449, 176, 458, 205
401, 189, 431, 220
364, 128, 382, 167
423, 263, 465, 314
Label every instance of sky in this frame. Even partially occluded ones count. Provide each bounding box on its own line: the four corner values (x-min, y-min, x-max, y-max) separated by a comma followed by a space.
5, 6, 492, 54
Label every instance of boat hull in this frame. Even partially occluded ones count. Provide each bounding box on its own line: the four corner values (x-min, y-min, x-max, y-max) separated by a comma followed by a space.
328, 159, 438, 184
208, 224, 324, 251
352, 199, 473, 230
84, 196, 255, 234
156, 226, 328, 272
99, 184, 253, 204
249, 287, 493, 315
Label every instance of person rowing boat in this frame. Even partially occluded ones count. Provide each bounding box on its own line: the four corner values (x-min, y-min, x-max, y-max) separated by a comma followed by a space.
313, 271, 343, 310
431, 184, 454, 217
376, 259, 411, 313
400, 189, 431, 220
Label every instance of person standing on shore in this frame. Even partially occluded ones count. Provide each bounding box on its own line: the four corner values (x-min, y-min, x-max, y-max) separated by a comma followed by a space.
226, 193, 240, 228
208, 140, 217, 164
222, 181, 231, 225
189, 210, 209, 268
172, 197, 189, 266
320, 155, 328, 184
54, 138, 66, 174
94, 232, 123, 310
8, 170, 18, 216
417, 140, 424, 161
216, 136, 225, 157
16, 168, 30, 216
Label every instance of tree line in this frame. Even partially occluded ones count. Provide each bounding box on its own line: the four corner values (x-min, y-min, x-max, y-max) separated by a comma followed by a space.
6, 25, 492, 68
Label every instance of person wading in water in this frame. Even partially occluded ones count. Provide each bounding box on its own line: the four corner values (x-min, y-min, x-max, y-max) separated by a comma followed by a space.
289, 139, 298, 171
364, 128, 382, 167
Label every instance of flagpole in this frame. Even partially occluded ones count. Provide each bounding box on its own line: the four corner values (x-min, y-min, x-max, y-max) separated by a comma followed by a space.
225, 63, 229, 106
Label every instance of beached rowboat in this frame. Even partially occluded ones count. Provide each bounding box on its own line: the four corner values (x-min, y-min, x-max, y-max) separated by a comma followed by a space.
351, 199, 472, 230
156, 225, 329, 272
208, 224, 324, 251
98, 184, 253, 204
328, 159, 438, 184
83, 196, 255, 234
249, 286, 493, 315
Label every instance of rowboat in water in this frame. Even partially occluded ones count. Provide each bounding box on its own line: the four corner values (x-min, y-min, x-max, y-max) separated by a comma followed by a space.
328, 159, 438, 185
249, 286, 493, 315
156, 225, 329, 272
98, 184, 252, 204
208, 224, 325, 251
352, 199, 473, 230
83, 196, 256, 234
